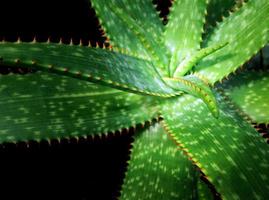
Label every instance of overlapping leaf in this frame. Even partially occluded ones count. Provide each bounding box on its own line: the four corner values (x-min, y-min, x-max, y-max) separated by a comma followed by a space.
91, 0, 169, 75
195, 0, 269, 84
203, 0, 237, 41
164, 0, 208, 75
0, 42, 178, 97
221, 71, 269, 124
164, 75, 219, 117
174, 41, 228, 77
120, 123, 199, 200
161, 94, 269, 199
0, 72, 158, 143
206, 0, 236, 27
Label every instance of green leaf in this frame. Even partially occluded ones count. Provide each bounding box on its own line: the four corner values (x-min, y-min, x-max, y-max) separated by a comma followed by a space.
90, 0, 169, 75
164, 75, 219, 118
164, 0, 208, 75
197, 179, 214, 200
195, 0, 269, 84
0, 42, 178, 97
107, 6, 170, 75
161, 93, 269, 199
120, 123, 198, 200
206, 0, 236, 26
0, 72, 158, 143
174, 41, 228, 77
221, 71, 269, 124
203, 0, 237, 40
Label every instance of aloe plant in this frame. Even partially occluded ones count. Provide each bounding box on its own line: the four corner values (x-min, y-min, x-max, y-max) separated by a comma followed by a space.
0, 0, 269, 199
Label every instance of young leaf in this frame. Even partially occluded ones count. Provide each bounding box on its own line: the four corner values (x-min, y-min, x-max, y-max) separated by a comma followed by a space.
164, 0, 208, 75
0, 42, 178, 97
221, 71, 269, 124
174, 41, 228, 77
120, 123, 198, 200
164, 75, 219, 118
194, 0, 269, 84
0, 72, 159, 143
161, 93, 269, 199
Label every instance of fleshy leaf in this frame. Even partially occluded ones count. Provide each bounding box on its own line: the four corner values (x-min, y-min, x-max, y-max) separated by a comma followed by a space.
0, 72, 158, 143
203, 0, 238, 40
107, 6, 170, 75
221, 71, 269, 124
164, 75, 219, 118
164, 0, 208, 75
174, 41, 228, 77
0, 42, 178, 97
91, 0, 169, 75
195, 0, 269, 84
161, 93, 269, 199
206, 0, 236, 26
120, 123, 198, 200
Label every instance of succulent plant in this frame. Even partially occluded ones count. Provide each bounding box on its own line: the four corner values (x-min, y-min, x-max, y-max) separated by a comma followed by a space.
0, 0, 269, 199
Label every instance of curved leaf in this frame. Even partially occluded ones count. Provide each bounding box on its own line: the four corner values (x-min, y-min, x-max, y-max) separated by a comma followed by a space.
164, 75, 219, 118
195, 0, 269, 84
0, 72, 158, 143
174, 41, 228, 77
221, 71, 269, 124
161, 93, 269, 199
0, 42, 178, 97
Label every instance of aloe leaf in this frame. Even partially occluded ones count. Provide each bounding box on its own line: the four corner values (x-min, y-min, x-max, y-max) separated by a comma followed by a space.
203, 0, 237, 40
195, 0, 269, 84
206, 0, 236, 26
120, 123, 198, 200
0, 72, 159, 143
164, 0, 208, 75
164, 75, 219, 118
221, 71, 269, 124
107, 6, 170, 75
90, 0, 169, 75
0, 42, 178, 97
174, 41, 228, 77
161, 93, 269, 199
